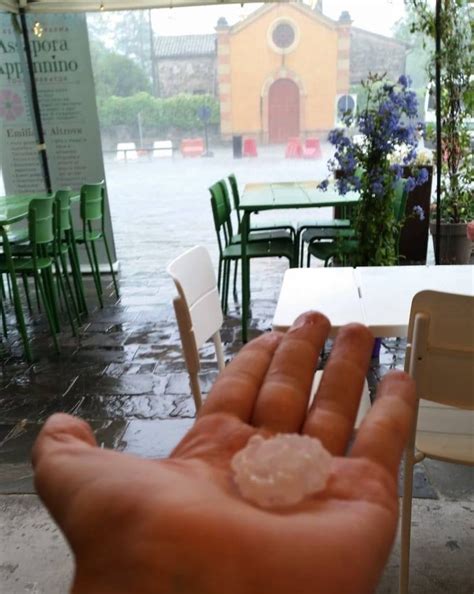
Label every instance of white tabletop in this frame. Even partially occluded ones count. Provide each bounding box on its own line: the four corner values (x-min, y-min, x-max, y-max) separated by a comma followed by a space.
272, 268, 364, 336
272, 265, 474, 337
356, 265, 474, 337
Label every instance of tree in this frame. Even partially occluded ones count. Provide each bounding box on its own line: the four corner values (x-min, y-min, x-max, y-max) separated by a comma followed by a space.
392, 4, 433, 97
90, 41, 151, 101
87, 10, 156, 95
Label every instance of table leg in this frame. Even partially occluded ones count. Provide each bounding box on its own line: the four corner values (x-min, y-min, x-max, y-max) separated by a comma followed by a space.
0, 227, 32, 362
241, 211, 250, 343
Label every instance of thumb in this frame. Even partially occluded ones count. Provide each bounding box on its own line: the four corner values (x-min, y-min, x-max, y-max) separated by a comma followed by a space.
32, 414, 98, 526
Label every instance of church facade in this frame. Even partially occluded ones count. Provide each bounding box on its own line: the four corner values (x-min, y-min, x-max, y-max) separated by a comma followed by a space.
154, 3, 408, 143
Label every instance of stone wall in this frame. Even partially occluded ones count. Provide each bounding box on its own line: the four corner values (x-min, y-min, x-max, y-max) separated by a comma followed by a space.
156, 56, 217, 98
350, 28, 407, 85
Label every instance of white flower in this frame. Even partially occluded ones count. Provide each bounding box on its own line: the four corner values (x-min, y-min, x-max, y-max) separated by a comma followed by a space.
388, 143, 434, 166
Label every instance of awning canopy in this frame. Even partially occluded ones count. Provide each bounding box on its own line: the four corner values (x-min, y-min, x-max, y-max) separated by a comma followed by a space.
0, 0, 265, 12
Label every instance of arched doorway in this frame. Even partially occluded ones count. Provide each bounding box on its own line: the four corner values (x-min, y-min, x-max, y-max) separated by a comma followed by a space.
268, 78, 300, 143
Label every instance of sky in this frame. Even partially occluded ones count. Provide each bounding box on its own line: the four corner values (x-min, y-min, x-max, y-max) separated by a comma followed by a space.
150, 0, 409, 38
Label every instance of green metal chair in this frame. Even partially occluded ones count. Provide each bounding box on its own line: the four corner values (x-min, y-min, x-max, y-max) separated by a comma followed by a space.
307, 179, 408, 267
54, 189, 87, 321
0, 197, 61, 353
75, 182, 119, 308
296, 170, 366, 266
209, 182, 295, 314
228, 174, 296, 240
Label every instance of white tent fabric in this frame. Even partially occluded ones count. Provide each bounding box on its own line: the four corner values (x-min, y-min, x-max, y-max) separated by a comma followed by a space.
0, 0, 265, 12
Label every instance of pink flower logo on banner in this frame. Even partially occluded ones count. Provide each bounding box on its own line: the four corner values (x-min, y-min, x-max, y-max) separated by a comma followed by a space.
0, 90, 24, 122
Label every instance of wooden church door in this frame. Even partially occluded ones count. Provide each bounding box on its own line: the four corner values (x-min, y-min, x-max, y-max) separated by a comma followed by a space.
268, 79, 300, 143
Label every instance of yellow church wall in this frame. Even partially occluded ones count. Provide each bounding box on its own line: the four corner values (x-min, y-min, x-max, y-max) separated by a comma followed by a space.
227, 5, 339, 137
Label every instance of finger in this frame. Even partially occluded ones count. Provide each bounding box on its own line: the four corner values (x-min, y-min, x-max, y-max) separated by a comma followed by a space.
350, 370, 416, 475
252, 311, 330, 432
32, 414, 98, 525
199, 331, 283, 422
303, 323, 374, 455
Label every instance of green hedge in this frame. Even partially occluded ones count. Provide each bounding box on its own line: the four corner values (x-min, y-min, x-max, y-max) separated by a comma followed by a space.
98, 92, 220, 130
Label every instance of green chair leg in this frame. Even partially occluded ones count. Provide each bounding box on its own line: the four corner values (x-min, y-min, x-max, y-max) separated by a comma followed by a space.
83, 240, 103, 308
54, 258, 77, 336
36, 269, 60, 353
103, 234, 119, 299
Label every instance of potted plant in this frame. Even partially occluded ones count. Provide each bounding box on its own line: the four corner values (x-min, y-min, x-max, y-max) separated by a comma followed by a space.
389, 142, 434, 263
320, 73, 428, 267
409, 0, 473, 263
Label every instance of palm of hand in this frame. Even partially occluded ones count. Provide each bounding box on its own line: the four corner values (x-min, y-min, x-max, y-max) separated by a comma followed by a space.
33, 314, 414, 594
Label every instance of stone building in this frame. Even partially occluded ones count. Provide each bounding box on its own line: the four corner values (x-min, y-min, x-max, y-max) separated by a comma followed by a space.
154, 3, 408, 143
154, 34, 217, 97
350, 27, 409, 85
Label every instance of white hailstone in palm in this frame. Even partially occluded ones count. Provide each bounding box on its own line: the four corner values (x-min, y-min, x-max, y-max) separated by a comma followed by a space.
231, 433, 332, 508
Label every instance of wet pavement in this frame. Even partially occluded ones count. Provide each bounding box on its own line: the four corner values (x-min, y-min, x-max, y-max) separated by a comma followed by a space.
0, 145, 470, 501
1, 145, 473, 594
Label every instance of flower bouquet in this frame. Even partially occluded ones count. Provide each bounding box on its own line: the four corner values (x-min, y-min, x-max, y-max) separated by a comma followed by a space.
320, 73, 428, 266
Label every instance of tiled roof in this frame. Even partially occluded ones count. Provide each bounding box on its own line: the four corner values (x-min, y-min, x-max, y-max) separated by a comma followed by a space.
155, 34, 216, 58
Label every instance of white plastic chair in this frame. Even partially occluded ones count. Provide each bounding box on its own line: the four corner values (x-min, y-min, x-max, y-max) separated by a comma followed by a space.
168, 246, 371, 422
116, 142, 138, 161
399, 290, 474, 594
167, 246, 225, 411
153, 140, 173, 158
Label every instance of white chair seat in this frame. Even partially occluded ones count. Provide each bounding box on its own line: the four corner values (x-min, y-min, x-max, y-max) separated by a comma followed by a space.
416, 399, 474, 464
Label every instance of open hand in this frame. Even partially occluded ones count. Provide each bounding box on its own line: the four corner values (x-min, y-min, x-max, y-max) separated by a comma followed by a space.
32, 312, 415, 594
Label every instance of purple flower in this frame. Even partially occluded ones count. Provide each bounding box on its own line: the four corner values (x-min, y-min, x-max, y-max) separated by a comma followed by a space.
412, 205, 425, 221
371, 181, 384, 196
398, 75, 411, 88
416, 168, 429, 185
318, 179, 329, 191
390, 164, 404, 179
405, 177, 416, 193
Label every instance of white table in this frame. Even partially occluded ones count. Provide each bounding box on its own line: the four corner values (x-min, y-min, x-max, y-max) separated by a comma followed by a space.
272, 265, 474, 337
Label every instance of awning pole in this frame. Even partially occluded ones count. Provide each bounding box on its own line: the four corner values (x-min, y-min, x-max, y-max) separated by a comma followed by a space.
435, 0, 442, 264
19, 9, 52, 194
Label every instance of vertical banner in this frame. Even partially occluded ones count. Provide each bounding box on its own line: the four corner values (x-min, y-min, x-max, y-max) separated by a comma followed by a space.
0, 12, 116, 263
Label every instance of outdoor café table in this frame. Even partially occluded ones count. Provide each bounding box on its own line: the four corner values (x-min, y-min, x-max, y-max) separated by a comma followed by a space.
239, 181, 359, 342
0, 193, 79, 361
272, 265, 474, 336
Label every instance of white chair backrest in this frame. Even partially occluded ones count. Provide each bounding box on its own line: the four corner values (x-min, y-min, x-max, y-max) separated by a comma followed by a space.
167, 246, 223, 349
405, 290, 474, 409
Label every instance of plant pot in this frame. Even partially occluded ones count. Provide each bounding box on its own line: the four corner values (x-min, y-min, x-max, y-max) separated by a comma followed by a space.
399, 166, 433, 264
429, 221, 472, 264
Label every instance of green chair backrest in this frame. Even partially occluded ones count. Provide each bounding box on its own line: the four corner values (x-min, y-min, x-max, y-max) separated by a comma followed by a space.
228, 174, 240, 210
209, 183, 232, 255
209, 182, 232, 237
29, 197, 54, 247
80, 182, 104, 223
219, 180, 236, 237
226, 174, 242, 229
54, 189, 72, 235
393, 178, 408, 223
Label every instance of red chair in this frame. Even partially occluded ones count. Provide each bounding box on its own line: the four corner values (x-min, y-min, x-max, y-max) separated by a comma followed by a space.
243, 138, 258, 157
302, 137, 322, 159
285, 137, 302, 158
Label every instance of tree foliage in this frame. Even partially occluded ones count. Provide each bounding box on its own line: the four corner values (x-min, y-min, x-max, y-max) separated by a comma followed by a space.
87, 11, 155, 91
98, 92, 220, 131
90, 41, 151, 100
407, 0, 473, 223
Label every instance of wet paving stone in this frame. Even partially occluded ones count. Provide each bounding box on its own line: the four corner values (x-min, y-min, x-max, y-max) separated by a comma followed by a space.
72, 393, 178, 420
